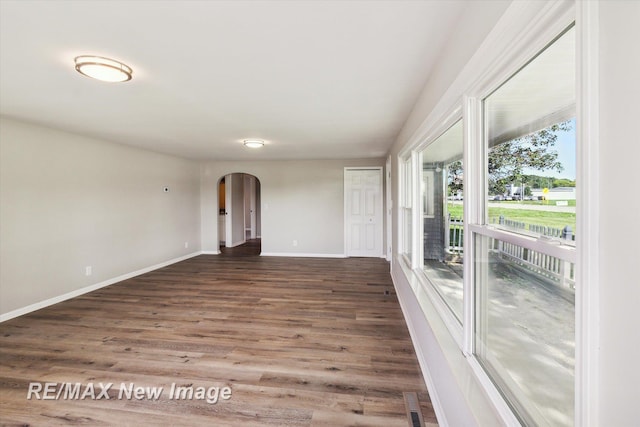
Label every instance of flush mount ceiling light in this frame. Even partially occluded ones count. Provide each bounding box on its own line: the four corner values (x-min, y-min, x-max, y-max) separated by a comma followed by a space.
243, 139, 264, 148
74, 55, 133, 82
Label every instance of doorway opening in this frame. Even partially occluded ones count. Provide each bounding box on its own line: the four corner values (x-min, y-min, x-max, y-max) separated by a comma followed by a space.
218, 173, 261, 256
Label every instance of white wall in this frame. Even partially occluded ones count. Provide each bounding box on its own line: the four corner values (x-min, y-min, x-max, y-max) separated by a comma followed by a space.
201, 158, 385, 256
390, 0, 510, 252
0, 117, 201, 316
598, 1, 640, 424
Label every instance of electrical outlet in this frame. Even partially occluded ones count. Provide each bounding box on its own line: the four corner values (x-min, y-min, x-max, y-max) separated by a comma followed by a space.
184, 242, 189, 248
85, 266, 92, 276
293, 240, 298, 247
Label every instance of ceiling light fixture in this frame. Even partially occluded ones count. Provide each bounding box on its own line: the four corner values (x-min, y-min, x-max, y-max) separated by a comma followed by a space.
74, 55, 133, 82
243, 139, 264, 148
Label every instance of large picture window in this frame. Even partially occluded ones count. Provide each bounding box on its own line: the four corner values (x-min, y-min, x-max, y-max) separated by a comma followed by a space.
475, 26, 576, 426
396, 11, 581, 426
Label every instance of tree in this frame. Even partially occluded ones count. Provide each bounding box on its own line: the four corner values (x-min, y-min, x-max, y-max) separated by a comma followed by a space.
447, 161, 463, 194
488, 120, 572, 195
552, 178, 576, 188
523, 174, 552, 189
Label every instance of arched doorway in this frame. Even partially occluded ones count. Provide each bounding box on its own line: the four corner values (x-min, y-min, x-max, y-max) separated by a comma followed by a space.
217, 173, 261, 256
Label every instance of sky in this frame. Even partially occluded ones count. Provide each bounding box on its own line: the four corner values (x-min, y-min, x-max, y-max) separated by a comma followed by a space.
522, 118, 576, 180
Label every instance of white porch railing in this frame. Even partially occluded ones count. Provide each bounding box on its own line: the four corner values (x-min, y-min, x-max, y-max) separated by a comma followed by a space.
445, 215, 464, 254
445, 215, 575, 289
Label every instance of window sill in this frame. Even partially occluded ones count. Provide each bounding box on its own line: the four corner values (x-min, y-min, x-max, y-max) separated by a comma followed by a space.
393, 255, 511, 427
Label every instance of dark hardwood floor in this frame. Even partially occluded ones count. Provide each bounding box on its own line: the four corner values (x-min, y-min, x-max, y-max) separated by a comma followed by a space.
0, 254, 437, 426
220, 238, 262, 257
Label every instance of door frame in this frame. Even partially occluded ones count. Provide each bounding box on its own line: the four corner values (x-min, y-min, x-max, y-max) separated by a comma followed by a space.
218, 172, 262, 250
343, 166, 384, 258
386, 156, 392, 262
224, 174, 233, 247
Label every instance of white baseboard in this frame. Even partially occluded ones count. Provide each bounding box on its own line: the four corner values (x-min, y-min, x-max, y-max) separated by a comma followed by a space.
0, 251, 201, 322
201, 250, 220, 255
260, 252, 347, 258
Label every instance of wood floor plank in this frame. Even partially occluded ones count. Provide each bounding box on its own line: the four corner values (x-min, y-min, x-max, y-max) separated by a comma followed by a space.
0, 249, 437, 426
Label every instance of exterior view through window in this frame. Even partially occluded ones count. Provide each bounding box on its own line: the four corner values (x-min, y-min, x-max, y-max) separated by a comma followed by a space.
420, 120, 463, 322
475, 26, 576, 426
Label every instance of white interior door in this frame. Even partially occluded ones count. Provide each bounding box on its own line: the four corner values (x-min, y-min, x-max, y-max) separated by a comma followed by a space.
345, 168, 383, 257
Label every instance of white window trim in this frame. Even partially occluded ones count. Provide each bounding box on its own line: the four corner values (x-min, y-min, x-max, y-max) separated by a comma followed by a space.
469, 224, 577, 263
422, 170, 435, 219
463, 96, 483, 355
411, 152, 423, 270
465, 2, 575, 101
575, 1, 600, 425
400, 155, 414, 267
394, 0, 598, 425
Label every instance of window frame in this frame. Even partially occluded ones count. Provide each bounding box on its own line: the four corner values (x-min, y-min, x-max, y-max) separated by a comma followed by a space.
400, 155, 414, 265
394, 0, 600, 424
464, 12, 578, 425
421, 169, 435, 219
414, 114, 465, 344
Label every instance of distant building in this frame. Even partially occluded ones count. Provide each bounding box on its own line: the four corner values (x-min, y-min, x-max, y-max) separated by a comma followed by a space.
531, 187, 576, 200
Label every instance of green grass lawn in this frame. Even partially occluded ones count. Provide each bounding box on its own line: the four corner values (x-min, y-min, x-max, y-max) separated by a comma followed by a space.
447, 203, 576, 231
500, 199, 576, 207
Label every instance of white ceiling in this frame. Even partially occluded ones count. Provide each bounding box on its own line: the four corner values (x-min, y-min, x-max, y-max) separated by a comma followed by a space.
0, 0, 466, 161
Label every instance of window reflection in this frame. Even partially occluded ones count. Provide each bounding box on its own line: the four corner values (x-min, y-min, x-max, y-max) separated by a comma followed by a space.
420, 120, 463, 322
477, 25, 576, 426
